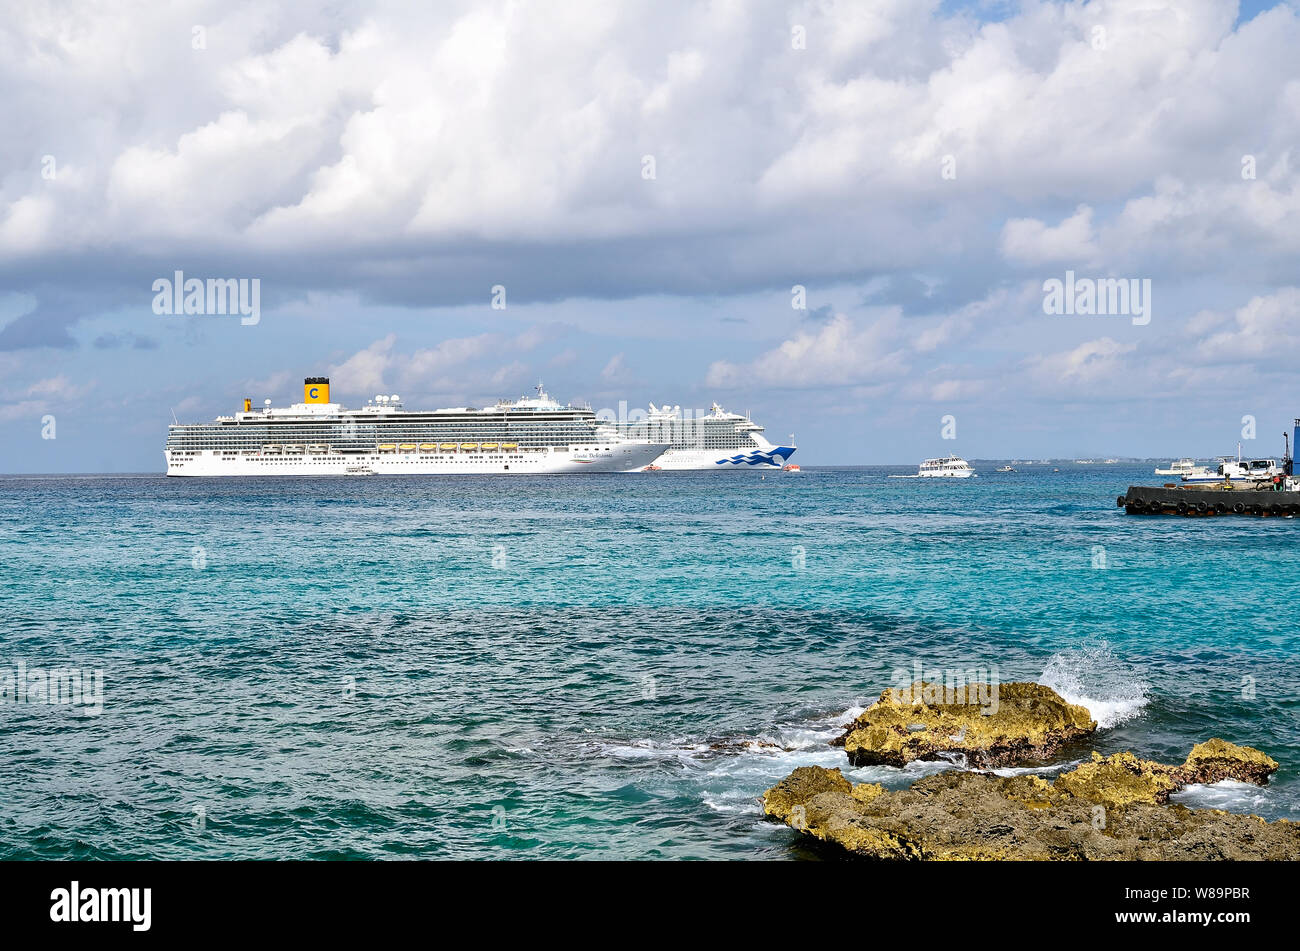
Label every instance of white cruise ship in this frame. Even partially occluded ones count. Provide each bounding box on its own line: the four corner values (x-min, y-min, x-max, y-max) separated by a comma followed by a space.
613, 401, 795, 470
165, 379, 668, 477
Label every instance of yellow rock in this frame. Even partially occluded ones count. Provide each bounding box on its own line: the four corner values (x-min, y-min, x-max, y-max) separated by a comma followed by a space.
850, 782, 885, 805
761, 765, 849, 822
762, 745, 1295, 861
1181, 739, 1279, 785
838, 681, 1096, 768
1054, 751, 1181, 808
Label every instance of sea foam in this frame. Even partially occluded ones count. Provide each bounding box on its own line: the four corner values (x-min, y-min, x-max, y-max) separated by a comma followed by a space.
1038, 644, 1148, 728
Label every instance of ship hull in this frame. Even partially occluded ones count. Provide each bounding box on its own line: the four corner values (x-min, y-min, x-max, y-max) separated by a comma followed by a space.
1120, 485, 1298, 517
647, 446, 796, 470
166, 444, 667, 476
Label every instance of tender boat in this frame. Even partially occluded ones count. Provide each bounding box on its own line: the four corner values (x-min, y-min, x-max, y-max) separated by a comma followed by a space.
782, 463, 801, 472
916, 455, 976, 478
1155, 458, 1198, 476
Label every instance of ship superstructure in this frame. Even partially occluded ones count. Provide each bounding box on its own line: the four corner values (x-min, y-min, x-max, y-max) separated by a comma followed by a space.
165, 379, 667, 476
615, 402, 795, 469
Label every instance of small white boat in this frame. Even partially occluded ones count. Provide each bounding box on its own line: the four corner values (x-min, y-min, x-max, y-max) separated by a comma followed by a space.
917, 455, 975, 478
1155, 458, 1197, 476
345, 465, 375, 476
995, 465, 1015, 473
1182, 455, 1283, 484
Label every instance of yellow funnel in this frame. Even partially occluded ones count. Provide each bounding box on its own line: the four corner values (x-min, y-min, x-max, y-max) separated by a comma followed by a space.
304, 377, 330, 404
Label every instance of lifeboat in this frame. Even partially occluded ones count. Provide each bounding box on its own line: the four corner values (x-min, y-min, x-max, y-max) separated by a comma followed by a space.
398, 443, 417, 452
263, 444, 282, 453
308, 444, 328, 453
286, 445, 304, 454
481, 442, 499, 451
643, 464, 662, 471
419, 443, 436, 452
439, 443, 458, 451
460, 442, 479, 451
377, 444, 397, 452
782, 464, 801, 473
501, 443, 518, 450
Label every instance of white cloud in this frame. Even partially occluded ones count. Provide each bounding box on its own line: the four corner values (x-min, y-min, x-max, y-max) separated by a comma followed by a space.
330, 333, 396, 395
924, 378, 985, 402
1195, 287, 1300, 362
239, 369, 294, 396
1000, 205, 1099, 265
24, 375, 95, 400
327, 326, 550, 398
0, 399, 47, 422
0, 374, 94, 422
548, 347, 579, 367
707, 312, 911, 388
1025, 337, 1137, 386
1, 0, 1296, 276
600, 352, 627, 380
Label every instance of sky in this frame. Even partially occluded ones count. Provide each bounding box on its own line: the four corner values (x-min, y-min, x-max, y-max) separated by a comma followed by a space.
1, 0, 1298, 471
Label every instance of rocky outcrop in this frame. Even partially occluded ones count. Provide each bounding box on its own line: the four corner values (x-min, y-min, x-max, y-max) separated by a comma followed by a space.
1056, 742, 1279, 809
763, 741, 1293, 860
835, 681, 1096, 768
1053, 752, 1182, 809
1180, 738, 1280, 786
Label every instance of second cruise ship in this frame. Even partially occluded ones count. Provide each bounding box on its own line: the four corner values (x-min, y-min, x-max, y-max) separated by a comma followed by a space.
165, 379, 668, 476
613, 402, 796, 470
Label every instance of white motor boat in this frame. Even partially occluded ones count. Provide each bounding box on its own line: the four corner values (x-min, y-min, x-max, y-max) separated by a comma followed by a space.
916, 455, 976, 478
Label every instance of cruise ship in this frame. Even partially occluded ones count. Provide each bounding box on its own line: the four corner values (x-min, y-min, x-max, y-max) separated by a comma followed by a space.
613, 402, 796, 469
164, 379, 669, 476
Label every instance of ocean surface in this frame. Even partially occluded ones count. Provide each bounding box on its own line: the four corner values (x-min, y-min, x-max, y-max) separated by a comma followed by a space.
1, 465, 1298, 859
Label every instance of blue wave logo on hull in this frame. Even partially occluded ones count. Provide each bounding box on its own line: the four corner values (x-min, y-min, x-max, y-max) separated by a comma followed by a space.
714, 447, 795, 467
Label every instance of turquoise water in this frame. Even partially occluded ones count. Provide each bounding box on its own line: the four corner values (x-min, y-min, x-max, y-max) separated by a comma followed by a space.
1, 466, 1297, 859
